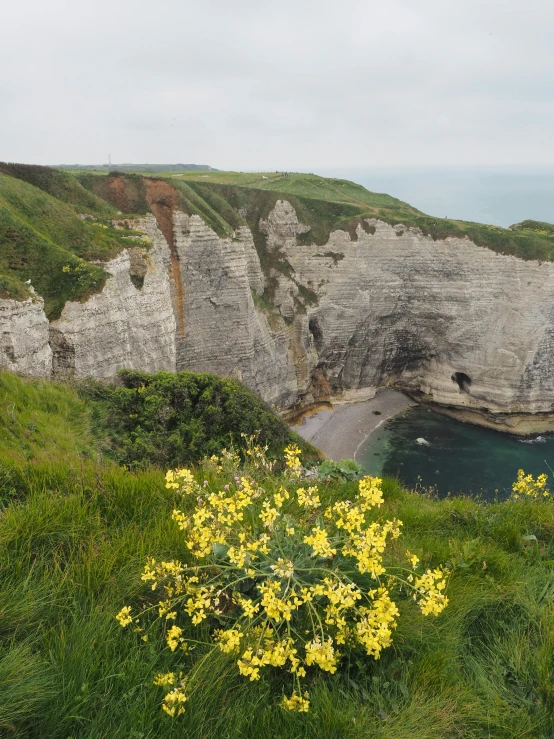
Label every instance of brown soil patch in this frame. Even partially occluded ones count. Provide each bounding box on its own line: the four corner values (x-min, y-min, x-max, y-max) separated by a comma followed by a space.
143, 179, 186, 338
105, 176, 130, 212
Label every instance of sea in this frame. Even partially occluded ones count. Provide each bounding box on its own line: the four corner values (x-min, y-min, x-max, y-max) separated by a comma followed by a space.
357, 406, 554, 501
315, 166, 554, 228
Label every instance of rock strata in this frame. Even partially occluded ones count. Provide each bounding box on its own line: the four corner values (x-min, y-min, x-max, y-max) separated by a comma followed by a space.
0, 293, 52, 377
5, 200, 554, 434
50, 216, 176, 378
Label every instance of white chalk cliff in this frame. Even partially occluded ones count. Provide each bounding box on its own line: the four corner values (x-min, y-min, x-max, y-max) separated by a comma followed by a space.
4, 200, 554, 433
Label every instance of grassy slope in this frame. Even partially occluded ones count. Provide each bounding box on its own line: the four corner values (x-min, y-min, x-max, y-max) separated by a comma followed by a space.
177, 171, 554, 262
77, 168, 554, 262
0, 163, 116, 216
1, 372, 554, 737
0, 174, 145, 318
0, 371, 101, 464
3, 164, 554, 319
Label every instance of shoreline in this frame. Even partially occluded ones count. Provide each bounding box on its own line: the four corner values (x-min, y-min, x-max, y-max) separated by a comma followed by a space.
293, 388, 416, 462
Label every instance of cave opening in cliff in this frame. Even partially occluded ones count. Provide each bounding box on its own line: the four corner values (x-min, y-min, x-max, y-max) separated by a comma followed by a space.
452, 372, 472, 392
308, 317, 324, 351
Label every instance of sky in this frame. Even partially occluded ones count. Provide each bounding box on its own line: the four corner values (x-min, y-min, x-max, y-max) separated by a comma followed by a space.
2, 0, 554, 170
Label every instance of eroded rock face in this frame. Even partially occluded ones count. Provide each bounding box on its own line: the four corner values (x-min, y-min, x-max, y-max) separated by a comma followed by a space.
5, 198, 554, 432
50, 216, 176, 378
280, 217, 554, 428
172, 212, 299, 408
0, 294, 52, 376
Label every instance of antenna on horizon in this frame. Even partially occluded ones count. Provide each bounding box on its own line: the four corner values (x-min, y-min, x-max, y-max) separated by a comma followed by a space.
108, 153, 112, 165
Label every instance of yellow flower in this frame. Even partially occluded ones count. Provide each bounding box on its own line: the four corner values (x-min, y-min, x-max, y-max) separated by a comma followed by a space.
273, 487, 290, 508
153, 672, 176, 687
166, 625, 183, 651
284, 445, 302, 476
115, 606, 133, 627
215, 628, 243, 653
281, 691, 310, 712
162, 685, 188, 717
358, 476, 384, 510
119, 463, 450, 716
303, 526, 336, 559
414, 568, 449, 616
355, 587, 399, 658
304, 637, 339, 673
237, 649, 263, 680
270, 558, 295, 578
235, 595, 260, 618
260, 501, 279, 528
296, 486, 320, 508
512, 469, 550, 499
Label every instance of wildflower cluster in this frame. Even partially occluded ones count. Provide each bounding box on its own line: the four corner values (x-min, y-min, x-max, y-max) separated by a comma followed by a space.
512, 469, 550, 499
116, 446, 449, 715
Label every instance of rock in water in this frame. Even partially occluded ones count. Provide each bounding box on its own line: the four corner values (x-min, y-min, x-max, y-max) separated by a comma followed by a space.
416, 437, 430, 446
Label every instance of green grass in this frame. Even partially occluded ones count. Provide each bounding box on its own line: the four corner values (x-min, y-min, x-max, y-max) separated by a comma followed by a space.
0, 162, 116, 216
1, 371, 554, 736
2, 459, 554, 737
0, 174, 146, 317
0, 371, 101, 464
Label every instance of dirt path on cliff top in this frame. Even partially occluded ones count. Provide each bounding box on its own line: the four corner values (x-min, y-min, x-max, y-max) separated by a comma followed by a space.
293, 388, 416, 462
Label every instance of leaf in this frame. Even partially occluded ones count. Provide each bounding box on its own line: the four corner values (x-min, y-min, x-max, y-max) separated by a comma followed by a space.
398, 681, 410, 699
212, 543, 229, 559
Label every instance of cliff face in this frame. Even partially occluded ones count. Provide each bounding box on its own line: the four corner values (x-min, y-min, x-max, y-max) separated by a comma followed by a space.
5, 197, 554, 433
50, 216, 176, 378
172, 213, 300, 407
0, 294, 52, 377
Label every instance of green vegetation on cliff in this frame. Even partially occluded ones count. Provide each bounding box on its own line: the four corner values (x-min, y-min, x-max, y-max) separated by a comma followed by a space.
0, 370, 313, 468
79, 167, 554, 263
83, 369, 317, 469
177, 170, 554, 262
0, 162, 116, 216
3, 163, 554, 317
2, 370, 554, 737
0, 173, 146, 317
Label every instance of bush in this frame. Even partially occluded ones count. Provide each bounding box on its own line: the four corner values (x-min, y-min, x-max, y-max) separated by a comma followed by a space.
83, 370, 318, 469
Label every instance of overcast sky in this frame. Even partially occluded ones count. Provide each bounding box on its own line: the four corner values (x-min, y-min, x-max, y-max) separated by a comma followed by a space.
2, 0, 554, 170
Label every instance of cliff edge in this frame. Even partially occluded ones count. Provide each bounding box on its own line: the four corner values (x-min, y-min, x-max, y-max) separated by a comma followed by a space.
3, 165, 554, 434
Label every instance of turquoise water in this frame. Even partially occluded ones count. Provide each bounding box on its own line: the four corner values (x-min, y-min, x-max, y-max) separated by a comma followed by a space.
357, 407, 554, 500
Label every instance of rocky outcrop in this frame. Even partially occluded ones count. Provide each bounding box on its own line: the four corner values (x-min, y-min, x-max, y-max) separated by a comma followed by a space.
172, 212, 299, 407
5, 197, 554, 433
50, 216, 176, 378
0, 294, 52, 376
281, 217, 554, 431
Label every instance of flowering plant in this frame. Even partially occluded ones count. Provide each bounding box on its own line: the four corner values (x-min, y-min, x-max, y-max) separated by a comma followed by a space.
116, 443, 449, 715
512, 469, 550, 499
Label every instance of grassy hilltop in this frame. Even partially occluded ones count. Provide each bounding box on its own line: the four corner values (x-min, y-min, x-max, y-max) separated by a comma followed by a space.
2, 163, 554, 319
1, 370, 554, 737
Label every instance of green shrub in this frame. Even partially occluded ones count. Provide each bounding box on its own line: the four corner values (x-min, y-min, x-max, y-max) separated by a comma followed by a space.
82, 369, 318, 469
